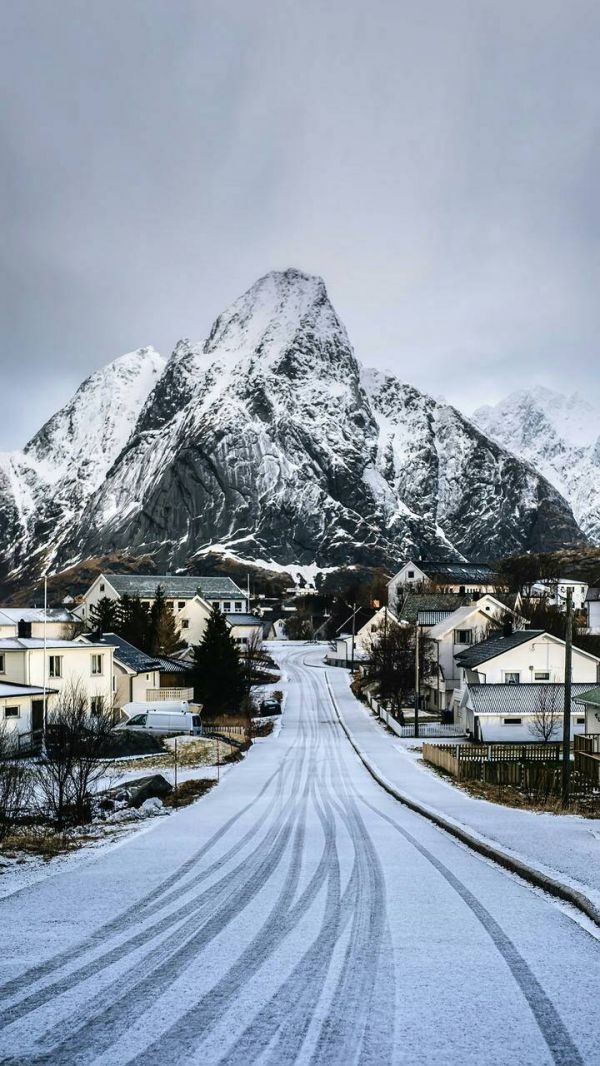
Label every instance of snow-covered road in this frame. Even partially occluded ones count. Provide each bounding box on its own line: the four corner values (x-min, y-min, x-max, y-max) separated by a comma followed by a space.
1, 644, 599, 1065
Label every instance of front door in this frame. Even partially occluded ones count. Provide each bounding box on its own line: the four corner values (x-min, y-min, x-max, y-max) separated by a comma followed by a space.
31, 699, 44, 732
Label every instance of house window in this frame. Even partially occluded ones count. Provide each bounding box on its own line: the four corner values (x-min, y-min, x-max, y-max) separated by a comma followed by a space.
178, 601, 185, 610
49, 655, 63, 678
91, 654, 104, 676
0, 654, 4, 674
503, 672, 520, 684
99, 583, 105, 592
223, 601, 231, 612
182, 619, 190, 629
234, 602, 243, 612
455, 630, 473, 645
4, 706, 19, 719
576, 717, 585, 724
90, 697, 103, 716
534, 672, 550, 681
407, 570, 415, 578
502, 717, 522, 725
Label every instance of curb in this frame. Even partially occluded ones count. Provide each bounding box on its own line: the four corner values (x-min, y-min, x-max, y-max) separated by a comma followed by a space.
323, 674, 600, 932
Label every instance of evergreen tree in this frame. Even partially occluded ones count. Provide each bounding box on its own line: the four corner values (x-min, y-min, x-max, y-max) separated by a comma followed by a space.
118, 595, 151, 651
192, 606, 245, 716
148, 585, 181, 656
89, 596, 120, 635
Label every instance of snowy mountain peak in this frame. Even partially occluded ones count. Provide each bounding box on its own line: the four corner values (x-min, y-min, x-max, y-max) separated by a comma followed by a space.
473, 388, 600, 542
0, 272, 587, 595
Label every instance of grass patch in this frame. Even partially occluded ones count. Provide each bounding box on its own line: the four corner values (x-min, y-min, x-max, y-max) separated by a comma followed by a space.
0, 826, 94, 861
164, 778, 216, 808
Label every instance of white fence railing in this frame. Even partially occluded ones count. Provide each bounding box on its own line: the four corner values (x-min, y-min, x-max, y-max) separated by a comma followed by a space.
145, 687, 194, 701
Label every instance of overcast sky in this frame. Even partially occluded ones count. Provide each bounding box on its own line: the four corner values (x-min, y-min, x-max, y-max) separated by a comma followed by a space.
2, 0, 599, 449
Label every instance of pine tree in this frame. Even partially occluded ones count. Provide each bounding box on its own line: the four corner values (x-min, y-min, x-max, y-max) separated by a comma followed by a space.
192, 606, 245, 716
118, 595, 151, 651
148, 585, 181, 656
89, 596, 120, 635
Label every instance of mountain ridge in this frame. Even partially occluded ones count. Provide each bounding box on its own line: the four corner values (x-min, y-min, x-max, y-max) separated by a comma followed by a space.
0, 271, 586, 595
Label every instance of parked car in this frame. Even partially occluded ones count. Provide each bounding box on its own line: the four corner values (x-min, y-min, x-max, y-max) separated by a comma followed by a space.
260, 698, 282, 716
114, 709, 203, 736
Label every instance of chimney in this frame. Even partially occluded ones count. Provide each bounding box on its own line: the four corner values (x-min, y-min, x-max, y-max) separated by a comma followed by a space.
18, 619, 32, 639
503, 620, 513, 638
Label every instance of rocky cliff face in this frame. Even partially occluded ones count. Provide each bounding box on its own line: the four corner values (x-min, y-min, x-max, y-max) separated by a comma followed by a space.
0, 272, 585, 592
473, 387, 600, 544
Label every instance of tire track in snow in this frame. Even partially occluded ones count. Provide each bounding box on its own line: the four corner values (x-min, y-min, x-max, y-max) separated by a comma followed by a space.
314, 657, 583, 1066
3, 730, 313, 1063
0, 726, 303, 1008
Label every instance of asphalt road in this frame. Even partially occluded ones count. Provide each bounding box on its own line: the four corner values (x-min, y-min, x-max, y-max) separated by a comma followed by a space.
1, 644, 599, 1065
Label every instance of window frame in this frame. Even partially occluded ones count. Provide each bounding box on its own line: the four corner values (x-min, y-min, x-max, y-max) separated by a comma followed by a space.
91, 653, 104, 676
503, 671, 520, 685
49, 655, 63, 679
534, 671, 550, 681
502, 717, 522, 725
3, 705, 20, 719
0, 653, 4, 674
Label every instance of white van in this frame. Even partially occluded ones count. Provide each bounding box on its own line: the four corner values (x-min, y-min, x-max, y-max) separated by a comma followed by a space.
115, 709, 203, 736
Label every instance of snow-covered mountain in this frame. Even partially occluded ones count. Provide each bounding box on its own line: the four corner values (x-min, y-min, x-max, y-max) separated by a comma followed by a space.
0, 273, 585, 593
0, 347, 165, 579
473, 387, 600, 544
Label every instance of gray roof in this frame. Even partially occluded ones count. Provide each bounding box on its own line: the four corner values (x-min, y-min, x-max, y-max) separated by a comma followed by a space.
585, 588, 600, 602
467, 683, 592, 715
413, 561, 497, 583
574, 686, 600, 709
151, 656, 190, 675
104, 574, 245, 600
455, 630, 543, 668
0, 681, 58, 699
224, 613, 263, 626
92, 633, 160, 673
416, 609, 456, 626
397, 593, 473, 623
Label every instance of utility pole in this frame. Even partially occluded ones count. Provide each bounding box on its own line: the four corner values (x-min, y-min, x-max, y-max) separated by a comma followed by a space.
562, 587, 573, 807
414, 623, 420, 739
173, 737, 178, 809
42, 575, 48, 755
350, 602, 356, 672
382, 606, 388, 707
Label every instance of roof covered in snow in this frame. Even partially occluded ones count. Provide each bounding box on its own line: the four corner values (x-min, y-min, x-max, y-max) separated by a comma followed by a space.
0, 607, 76, 625
0, 681, 58, 699
104, 574, 245, 600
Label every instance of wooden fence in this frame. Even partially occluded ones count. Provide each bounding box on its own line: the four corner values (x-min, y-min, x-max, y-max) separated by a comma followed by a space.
423, 741, 566, 787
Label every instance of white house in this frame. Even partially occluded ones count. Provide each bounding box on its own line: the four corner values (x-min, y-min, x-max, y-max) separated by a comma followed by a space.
585, 589, 600, 634
0, 681, 58, 744
0, 638, 115, 701
327, 607, 400, 666
422, 595, 519, 712
388, 560, 498, 610
530, 578, 588, 613
452, 627, 600, 734
459, 682, 590, 742
0, 608, 80, 641
0, 638, 115, 738
75, 573, 250, 646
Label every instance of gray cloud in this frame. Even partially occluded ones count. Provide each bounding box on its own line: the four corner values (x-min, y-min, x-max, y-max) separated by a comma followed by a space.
1, 0, 599, 448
